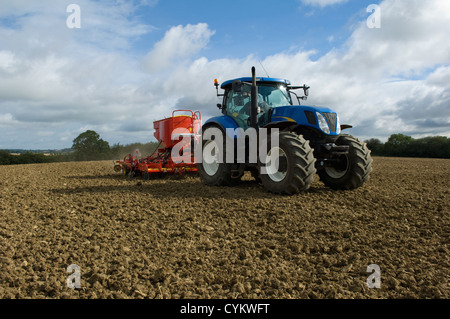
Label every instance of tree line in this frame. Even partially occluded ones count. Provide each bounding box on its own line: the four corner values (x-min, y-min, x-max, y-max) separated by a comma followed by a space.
71, 130, 160, 161
0, 130, 160, 165
1, 130, 449, 165
0, 151, 69, 165
364, 134, 450, 158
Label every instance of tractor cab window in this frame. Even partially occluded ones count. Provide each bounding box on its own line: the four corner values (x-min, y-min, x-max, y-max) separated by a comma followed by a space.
257, 85, 292, 108
224, 83, 292, 128
225, 85, 252, 128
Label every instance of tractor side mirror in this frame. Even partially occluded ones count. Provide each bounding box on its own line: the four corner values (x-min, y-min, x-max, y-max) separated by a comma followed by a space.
232, 80, 243, 93
303, 85, 310, 97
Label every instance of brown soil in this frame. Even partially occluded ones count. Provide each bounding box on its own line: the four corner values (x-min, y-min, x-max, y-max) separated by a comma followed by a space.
0, 157, 448, 299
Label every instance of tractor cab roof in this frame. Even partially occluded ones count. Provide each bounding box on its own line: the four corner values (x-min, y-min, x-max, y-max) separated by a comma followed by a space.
220, 77, 291, 89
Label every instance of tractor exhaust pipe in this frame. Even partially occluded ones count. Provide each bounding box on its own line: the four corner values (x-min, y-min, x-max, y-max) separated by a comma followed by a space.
250, 66, 258, 129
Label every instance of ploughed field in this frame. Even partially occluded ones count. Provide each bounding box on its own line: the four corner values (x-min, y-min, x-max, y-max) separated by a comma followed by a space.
0, 157, 448, 299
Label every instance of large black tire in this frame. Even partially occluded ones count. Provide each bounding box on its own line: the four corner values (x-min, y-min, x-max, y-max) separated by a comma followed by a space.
318, 134, 373, 190
260, 131, 316, 195
198, 126, 234, 186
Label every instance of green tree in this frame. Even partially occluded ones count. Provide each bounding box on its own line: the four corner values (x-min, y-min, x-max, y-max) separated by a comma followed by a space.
72, 130, 110, 161
0, 150, 15, 165
364, 138, 383, 155
384, 133, 413, 156
413, 136, 450, 158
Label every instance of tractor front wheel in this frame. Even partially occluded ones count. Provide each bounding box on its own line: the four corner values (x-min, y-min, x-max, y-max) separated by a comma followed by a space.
198, 126, 233, 186
260, 131, 316, 195
318, 134, 373, 190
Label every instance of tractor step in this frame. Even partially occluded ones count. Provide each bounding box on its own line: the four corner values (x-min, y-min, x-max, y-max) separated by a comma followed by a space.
321, 143, 350, 154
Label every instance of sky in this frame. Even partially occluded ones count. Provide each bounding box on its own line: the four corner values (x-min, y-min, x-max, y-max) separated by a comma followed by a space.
0, 0, 449, 149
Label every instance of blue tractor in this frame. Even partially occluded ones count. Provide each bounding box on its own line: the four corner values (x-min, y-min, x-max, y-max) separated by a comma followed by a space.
198, 67, 373, 195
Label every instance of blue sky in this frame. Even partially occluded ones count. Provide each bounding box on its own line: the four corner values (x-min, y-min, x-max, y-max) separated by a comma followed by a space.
0, 0, 449, 149
131, 0, 378, 59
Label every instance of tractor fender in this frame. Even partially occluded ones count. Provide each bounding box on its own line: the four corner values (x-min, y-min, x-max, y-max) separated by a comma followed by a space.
263, 121, 318, 136
263, 121, 297, 132
203, 115, 243, 139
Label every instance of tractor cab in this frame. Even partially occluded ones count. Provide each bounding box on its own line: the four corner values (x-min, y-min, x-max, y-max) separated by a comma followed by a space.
216, 77, 310, 129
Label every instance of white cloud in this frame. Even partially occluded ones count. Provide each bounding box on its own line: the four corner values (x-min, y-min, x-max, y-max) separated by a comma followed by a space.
0, 1, 45, 17
0, 0, 449, 149
0, 113, 16, 126
157, 0, 450, 141
301, 0, 349, 8
342, 0, 450, 79
0, 0, 159, 148
0, 51, 17, 73
143, 23, 215, 73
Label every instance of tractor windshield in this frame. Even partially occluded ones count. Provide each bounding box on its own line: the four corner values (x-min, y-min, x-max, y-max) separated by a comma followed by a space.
224, 82, 293, 129
257, 84, 292, 107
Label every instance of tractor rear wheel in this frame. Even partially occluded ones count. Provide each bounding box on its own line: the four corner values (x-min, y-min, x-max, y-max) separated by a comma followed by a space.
318, 134, 373, 190
198, 126, 234, 186
260, 131, 316, 195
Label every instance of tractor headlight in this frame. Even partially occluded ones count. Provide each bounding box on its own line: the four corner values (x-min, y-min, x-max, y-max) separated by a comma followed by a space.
316, 112, 330, 134
336, 115, 341, 134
